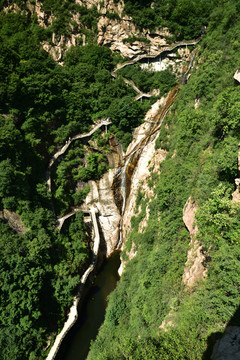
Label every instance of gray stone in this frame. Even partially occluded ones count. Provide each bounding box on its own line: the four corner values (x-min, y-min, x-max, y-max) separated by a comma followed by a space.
211, 327, 240, 360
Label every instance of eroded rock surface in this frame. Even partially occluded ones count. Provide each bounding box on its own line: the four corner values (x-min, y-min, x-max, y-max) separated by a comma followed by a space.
6, 0, 173, 62
232, 143, 240, 203
182, 197, 198, 237
182, 197, 207, 287
119, 99, 168, 275
232, 178, 240, 203
122, 142, 167, 240
85, 169, 121, 257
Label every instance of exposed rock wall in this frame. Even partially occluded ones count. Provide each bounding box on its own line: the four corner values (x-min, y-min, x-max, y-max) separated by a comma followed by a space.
182, 197, 207, 288
78, 0, 171, 59
234, 68, 240, 83
5, 0, 174, 62
85, 169, 121, 257
118, 99, 168, 276
140, 47, 191, 77
182, 197, 198, 237
46, 207, 100, 360
82, 133, 123, 257
121, 142, 167, 241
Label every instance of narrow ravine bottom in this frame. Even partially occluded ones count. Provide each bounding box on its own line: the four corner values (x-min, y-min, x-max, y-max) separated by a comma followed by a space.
55, 251, 121, 360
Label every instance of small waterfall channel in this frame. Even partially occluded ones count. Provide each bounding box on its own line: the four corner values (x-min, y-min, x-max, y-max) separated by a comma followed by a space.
56, 84, 183, 360
116, 149, 138, 248
112, 82, 180, 250
52, 47, 197, 360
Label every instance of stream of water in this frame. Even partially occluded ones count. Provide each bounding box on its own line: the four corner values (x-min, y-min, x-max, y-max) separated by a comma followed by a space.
55, 251, 120, 360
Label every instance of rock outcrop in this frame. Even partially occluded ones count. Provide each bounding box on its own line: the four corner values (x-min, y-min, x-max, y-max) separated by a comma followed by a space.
5, 0, 200, 65
0, 209, 28, 235
182, 197, 198, 237
85, 169, 121, 257
140, 47, 191, 77
118, 98, 168, 276
5, 0, 174, 62
232, 178, 240, 203
234, 68, 240, 83
122, 141, 167, 241
182, 197, 207, 287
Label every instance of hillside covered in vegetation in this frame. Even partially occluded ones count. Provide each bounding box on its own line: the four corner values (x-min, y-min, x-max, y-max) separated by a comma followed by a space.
88, 1, 240, 359
0, 0, 240, 359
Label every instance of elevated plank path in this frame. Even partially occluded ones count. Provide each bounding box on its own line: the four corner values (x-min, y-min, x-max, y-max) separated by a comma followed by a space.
46, 206, 100, 360
46, 39, 199, 358
111, 38, 200, 102
46, 119, 112, 192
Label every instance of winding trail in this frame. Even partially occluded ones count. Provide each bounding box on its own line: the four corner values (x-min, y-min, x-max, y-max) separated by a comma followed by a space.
47, 38, 200, 192
115, 38, 201, 72
56, 207, 83, 231
46, 119, 112, 192
46, 206, 100, 360
111, 38, 200, 101
115, 85, 179, 250
123, 45, 198, 160
125, 85, 179, 160
46, 40, 199, 358
111, 69, 156, 101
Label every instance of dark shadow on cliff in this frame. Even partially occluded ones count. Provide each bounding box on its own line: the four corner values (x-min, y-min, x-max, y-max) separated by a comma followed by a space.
202, 305, 240, 359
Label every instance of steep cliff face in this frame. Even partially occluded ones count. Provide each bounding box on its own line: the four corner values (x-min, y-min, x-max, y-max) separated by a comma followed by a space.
5, 0, 174, 62
4, 1, 240, 359
117, 96, 170, 275
87, 3, 240, 354
84, 169, 121, 257
96, 0, 170, 59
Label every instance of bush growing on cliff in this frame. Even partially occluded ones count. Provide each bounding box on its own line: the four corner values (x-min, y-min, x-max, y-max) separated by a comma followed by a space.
0, 5, 155, 358
117, 64, 177, 94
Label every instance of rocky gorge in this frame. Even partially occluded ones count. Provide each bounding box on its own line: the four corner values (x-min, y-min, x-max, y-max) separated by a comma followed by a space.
1, 1, 240, 359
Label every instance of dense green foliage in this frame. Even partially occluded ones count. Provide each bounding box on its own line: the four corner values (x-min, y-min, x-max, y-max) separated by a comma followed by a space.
124, 0, 216, 40
117, 64, 177, 94
2, 0, 240, 359
0, 9, 147, 212
0, 209, 89, 360
0, 4, 150, 359
122, 35, 150, 45
88, 1, 240, 358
